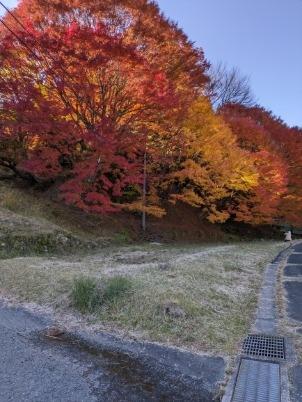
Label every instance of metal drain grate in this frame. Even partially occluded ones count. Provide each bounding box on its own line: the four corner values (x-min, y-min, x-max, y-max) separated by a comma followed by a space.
232, 359, 281, 402
242, 334, 285, 359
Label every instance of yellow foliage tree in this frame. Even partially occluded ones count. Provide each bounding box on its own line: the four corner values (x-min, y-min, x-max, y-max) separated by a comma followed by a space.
164, 98, 258, 223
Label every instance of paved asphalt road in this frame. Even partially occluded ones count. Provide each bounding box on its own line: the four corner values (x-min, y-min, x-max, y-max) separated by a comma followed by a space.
284, 243, 302, 402
0, 303, 223, 402
0, 305, 99, 402
0, 304, 170, 401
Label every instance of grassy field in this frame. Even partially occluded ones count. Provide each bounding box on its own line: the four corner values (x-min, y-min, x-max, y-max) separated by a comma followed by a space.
0, 238, 285, 356
0, 179, 286, 357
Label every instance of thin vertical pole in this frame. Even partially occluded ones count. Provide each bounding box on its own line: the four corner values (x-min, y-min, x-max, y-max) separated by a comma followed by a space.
142, 150, 147, 232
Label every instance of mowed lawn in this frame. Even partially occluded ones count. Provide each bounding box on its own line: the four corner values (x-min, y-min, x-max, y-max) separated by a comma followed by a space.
0, 241, 285, 356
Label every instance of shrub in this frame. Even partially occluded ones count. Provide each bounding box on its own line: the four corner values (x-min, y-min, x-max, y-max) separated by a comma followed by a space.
71, 276, 133, 313
103, 276, 132, 303
113, 230, 131, 244
71, 277, 100, 313
1, 190, 20, 212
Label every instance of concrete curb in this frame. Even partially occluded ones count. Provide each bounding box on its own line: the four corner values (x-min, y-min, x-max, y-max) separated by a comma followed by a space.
222, 244, 293, 402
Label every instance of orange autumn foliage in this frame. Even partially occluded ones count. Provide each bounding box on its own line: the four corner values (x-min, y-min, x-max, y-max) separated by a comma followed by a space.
0, 0, 301, 228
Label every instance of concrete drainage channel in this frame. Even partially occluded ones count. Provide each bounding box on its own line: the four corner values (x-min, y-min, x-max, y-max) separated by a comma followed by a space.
222, 244, 296, 402
229, 334, 287, 402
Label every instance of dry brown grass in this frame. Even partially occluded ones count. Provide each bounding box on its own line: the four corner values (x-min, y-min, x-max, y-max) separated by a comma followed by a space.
0, 180, 286, 356
0, 240, 285, 356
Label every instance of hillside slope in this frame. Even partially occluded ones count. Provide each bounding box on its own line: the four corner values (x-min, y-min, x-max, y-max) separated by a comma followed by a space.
0, 205, 97, 259
0, 179, 229, 244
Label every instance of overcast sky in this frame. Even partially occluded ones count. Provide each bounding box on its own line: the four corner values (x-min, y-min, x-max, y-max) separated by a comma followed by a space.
1, 0, 301, 127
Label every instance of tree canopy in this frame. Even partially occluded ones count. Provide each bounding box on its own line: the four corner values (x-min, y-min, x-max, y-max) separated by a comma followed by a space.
0, 0, 301, 227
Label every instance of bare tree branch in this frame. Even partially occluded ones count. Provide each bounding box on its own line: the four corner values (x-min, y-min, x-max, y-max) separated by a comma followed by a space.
206, 62, 256, 109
